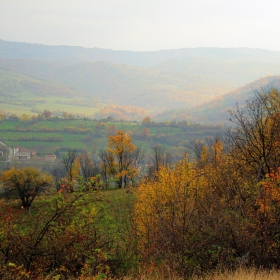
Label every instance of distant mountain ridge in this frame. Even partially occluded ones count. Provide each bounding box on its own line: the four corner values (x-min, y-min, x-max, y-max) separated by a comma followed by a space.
1, 39, 280, 67
1, 39, 280, 117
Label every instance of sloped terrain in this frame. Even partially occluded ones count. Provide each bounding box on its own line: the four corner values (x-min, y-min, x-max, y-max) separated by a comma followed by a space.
156, 76, 280, 123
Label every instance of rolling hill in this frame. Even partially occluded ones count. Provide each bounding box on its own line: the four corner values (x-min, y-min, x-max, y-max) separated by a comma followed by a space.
0, 68, 101, 117
155, 76, 280, 123
0, 59, 230, 109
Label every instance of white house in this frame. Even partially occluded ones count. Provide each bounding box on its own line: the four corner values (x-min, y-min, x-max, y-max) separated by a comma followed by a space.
14, 146, 31, 160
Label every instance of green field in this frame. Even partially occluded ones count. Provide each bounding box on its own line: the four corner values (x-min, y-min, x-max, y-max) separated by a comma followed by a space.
34, 102, 100, 116
0, 100, 100, 118
0, 103, 38, 116
0, 118, 226, 164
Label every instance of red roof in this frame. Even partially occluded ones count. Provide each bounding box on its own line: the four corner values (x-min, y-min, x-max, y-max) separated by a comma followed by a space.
18, 147, 31, 153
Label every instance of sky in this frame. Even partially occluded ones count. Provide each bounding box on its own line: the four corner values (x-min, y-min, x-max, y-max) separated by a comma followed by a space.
1, 0, 280, 52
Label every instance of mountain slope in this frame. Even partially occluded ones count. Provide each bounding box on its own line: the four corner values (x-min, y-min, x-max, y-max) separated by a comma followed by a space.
156, 76, 280, 123
0, 68, 91, 99
0, 68, 104, 117
0, 59, 228, 109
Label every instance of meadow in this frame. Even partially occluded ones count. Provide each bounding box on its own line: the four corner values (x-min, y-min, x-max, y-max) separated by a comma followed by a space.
0, 117, 226, 160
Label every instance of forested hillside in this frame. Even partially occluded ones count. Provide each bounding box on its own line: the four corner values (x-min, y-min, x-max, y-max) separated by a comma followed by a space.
156, 75, 280, 123
0, 59, 226, 109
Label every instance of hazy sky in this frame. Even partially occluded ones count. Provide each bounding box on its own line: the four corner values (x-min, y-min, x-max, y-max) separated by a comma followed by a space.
1, 0, 280, 51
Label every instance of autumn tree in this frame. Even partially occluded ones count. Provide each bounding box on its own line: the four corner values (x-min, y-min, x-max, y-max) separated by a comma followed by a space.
0, 110, 6, 120
227, 88, 280, 181
1, 167, 53, 209
141, 127, 150, 140
62, 111, 69, 119
106, 130, 144, 188
41, 110, 52, 119
107, 124, 118, 136
147, 144, 172, 178
142, 116, 152, 125
50, 166, 66, 192
71, 157, 81, 181
206, 136, 224, 168
95, 122, 106, 136
79, 152, 100, 183
188, 136, 224, 168
98, 150, 116, 188
134, 157, 204, 275
106, 115, 114, 122
62, 149, 78, 183
188, 139, 205, 161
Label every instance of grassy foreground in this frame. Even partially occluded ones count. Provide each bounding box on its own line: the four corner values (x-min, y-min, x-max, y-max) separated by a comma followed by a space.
39, 267, 280, 279
193, 268, 280, 280
115, 268, 280, 280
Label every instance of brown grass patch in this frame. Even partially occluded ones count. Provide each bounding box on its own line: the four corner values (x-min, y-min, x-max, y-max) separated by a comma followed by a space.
193, 267, 280, 280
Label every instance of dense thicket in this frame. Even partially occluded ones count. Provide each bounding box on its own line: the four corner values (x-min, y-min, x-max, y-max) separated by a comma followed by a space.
134, 88, 280, 277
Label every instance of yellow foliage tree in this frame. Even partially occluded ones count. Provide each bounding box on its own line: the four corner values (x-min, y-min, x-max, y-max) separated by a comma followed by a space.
72, 157, 81, 181
134, 158, 205, 270
210, 139, 223, 167
200, 144, 208, 165
1, 167, 53, 209
107, 130, 139, 188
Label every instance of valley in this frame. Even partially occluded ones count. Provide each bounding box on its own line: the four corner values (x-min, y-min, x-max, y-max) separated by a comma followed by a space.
1, 40, 280, 123
1, 39, 280, 279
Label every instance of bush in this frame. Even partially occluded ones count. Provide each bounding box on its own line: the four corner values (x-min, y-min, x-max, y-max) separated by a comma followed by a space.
0, 191, 121, 279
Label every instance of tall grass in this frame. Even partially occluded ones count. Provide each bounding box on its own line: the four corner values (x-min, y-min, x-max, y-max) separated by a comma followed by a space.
194, 267, 280, 280
112, 267, 280, 280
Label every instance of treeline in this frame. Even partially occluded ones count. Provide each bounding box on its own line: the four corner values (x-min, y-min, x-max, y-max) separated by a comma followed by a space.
95, 104, 150, 121
14, 136, 63, 142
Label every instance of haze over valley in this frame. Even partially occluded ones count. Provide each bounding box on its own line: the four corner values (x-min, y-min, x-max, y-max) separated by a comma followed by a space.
1, 39, 280, 122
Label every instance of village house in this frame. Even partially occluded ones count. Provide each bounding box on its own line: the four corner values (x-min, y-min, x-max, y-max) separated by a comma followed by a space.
45, 154, 56, 162
14, 146, 31, 160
